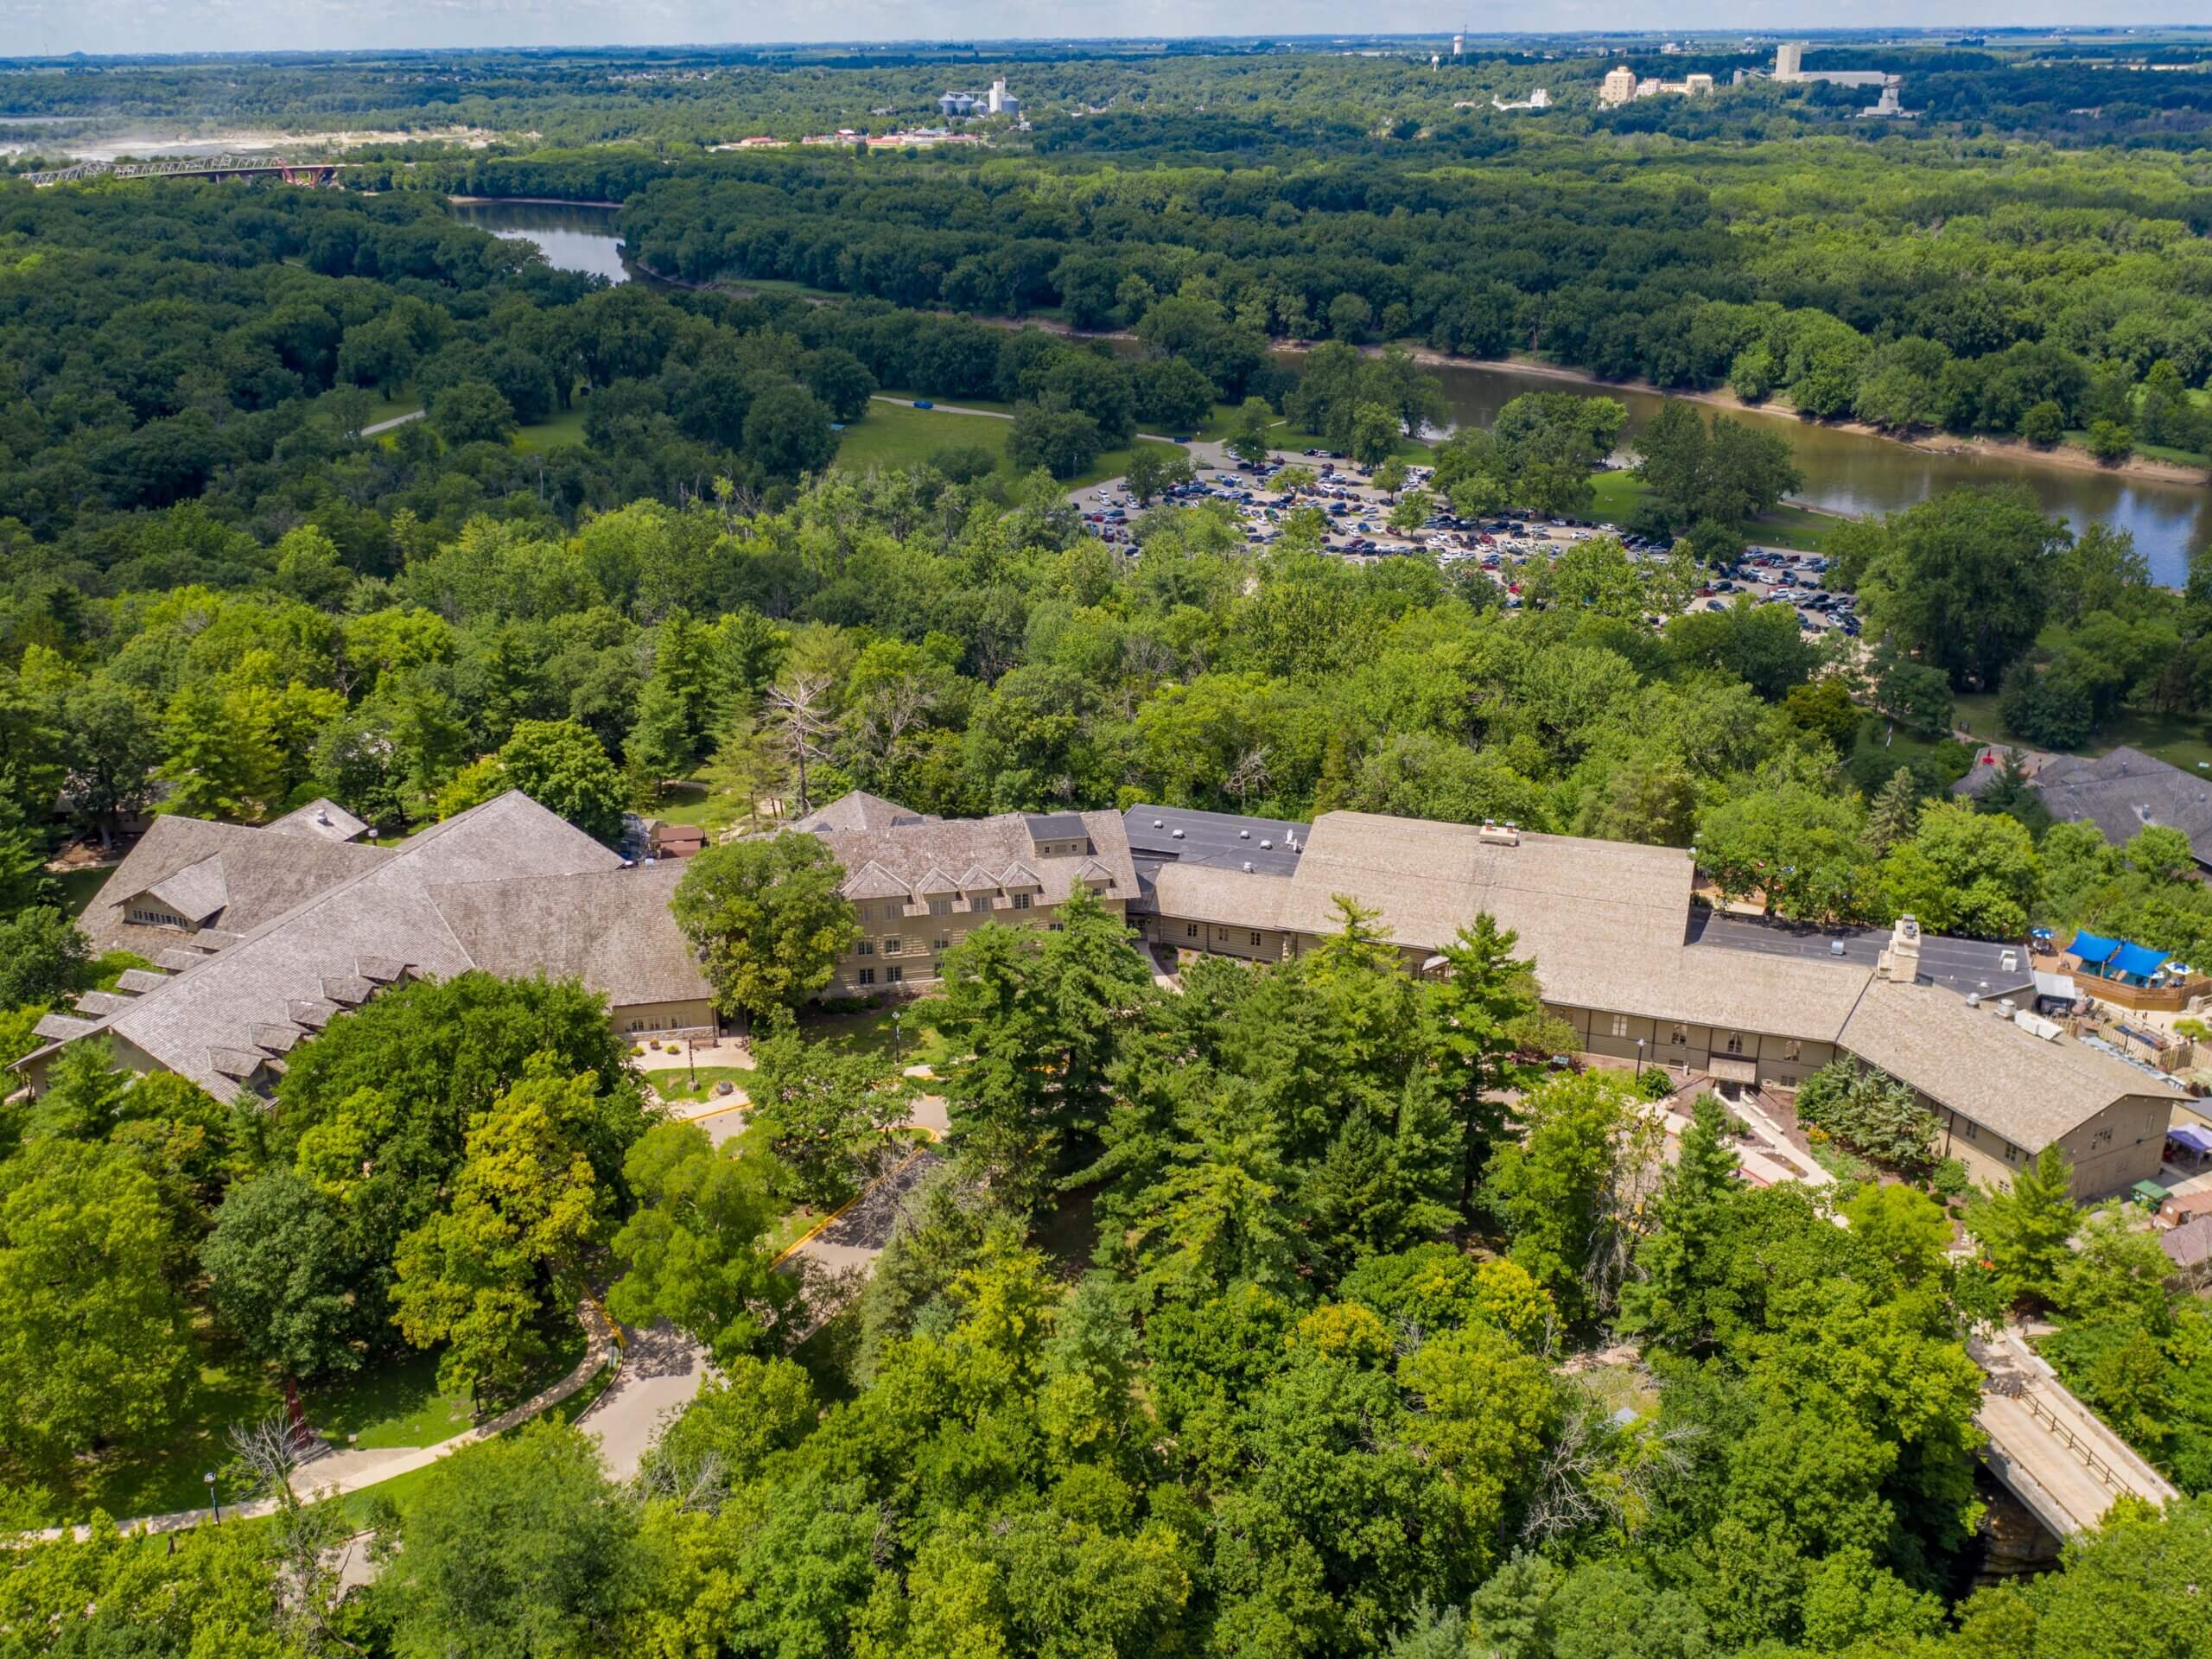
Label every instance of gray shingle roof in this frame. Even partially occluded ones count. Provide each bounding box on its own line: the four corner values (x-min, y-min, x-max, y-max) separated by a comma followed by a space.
49, 791, 624, 1103
807, 804, 1141, 911
2163, 1215, 2212, 1271
793, 791, 933, 833
2030, 746, 2212, 865
86, 816, 388, 957
113, 969, 169, 995
1142, 807, 2165, 1149
148, 854, 231, 924
1839, 976, 2170, 1152
264, 798, 371, 843
428, 861, 712, 1009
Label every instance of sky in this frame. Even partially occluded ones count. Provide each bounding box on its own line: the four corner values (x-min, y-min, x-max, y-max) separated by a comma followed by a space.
3, 0, 2206, 60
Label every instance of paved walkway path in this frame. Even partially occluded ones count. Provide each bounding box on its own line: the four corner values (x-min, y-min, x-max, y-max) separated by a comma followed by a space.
34, 1303, 620, 1541
359, 408, 424, 436
1972, 1324, 2179, 1537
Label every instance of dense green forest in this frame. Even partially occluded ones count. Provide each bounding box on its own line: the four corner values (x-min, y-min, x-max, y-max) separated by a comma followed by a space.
5, 43, 2212, 1656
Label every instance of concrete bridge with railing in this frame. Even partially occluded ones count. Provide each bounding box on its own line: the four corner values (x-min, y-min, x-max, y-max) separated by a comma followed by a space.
22, 155, 349, 188
1971, 1324, 2178, 1535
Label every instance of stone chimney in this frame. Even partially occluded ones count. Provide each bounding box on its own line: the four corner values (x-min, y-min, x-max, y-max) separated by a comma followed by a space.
1878, 914, 1923, 982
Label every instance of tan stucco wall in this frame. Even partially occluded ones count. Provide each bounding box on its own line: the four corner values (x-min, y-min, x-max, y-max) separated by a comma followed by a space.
611, 999, 717, 1036
835, 898, 1127, 994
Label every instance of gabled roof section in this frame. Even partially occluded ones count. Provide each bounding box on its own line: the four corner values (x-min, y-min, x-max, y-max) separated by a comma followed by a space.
957, 865, 1001, 891
155, 948, 214, 972
32, 1013, 101, 1043
147, 853, 230, 924
795, 791, 932, 834
265, 798, 371, 843
998, 861, 1042, 892
1077, 858, 1116, 887
68, 791, 623, 1103
429, 861, 712, 1010
113, 969, 169, 995
842, 861, 913, 901
83, 815, 389, 957
912, 867, 960, 895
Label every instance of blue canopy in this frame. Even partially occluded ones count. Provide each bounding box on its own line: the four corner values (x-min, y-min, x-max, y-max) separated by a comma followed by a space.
2069, 931, 2171, 980
2169, 1123, 2212, 1156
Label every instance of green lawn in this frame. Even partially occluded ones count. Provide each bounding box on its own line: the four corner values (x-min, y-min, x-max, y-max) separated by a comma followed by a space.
51, 1321, 591, 1527
834, 401, 1011, 473
798, 1000, 954, 1069
645, 1064, 753, 1105
54, 866, 109, 918
641, 778, 758, 842
1586, 470, 1836, 553
512, 405, 588, 453
835, 404, 1190, 492
1953, 688, 2212, 775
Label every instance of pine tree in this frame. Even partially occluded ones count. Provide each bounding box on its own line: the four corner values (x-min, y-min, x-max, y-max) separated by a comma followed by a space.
1618, 1093, 1744, 1352
625, 672, 693, 805
1427, 912, 1552, 1218
1866, 768, 1923, 855
1966, 1143, 2079, 1312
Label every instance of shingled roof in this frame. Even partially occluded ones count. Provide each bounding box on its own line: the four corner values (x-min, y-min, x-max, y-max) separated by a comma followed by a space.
2029, 746, 2212, 868
85, 815, 389, 956
35, 792, 625, 1103
429, 861, 712, 1008
808, 806, 1140, 910
264, 798, 371, 843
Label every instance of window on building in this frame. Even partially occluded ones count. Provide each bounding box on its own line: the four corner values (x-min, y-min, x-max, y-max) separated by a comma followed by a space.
929, 896, 952, 917
2003, 1141, 2021, 1164
1048, 922, 1064, 931
857, 968, 875, 986
1724, 1032, 1745, 1056
970, 894, 992, 912
1185, 923, 1199, 939
2094, 1125, 2114, 1147
1960, 1117, 1978, 1142
1013, 893, 1032, 911
1668, 1025, 1688, 1047
931, 938, 950, 953
855, 939, 874, 957
887, 966, 905, 983
1610, 1014, 1630, 1039
128, 906, 177, 928
882, 938, 903, 956
1783, 1039, 1801, 1062
1249, 931, 1263, 947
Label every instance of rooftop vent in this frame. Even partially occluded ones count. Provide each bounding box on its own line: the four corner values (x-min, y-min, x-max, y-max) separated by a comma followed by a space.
1171, 829, 1185, 839
1478, 819, 1520, 847
1153, 818, 1164, 828
1239, 830, 1250, 839
1242, 861, 1254, 873
1260, 840, 1273, 849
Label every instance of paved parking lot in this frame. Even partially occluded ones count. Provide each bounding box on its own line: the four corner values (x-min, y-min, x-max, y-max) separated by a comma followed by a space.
1076, 452, 1859, 639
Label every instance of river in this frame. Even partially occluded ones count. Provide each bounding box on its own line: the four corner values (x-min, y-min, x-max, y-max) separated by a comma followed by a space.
454, 199, 2212, 586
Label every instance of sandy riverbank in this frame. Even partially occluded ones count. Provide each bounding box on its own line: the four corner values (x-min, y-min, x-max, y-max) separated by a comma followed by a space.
1402, 349, 2209, 487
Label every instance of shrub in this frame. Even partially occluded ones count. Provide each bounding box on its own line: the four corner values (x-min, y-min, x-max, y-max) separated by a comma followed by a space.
1794, 1058, 1941, 1177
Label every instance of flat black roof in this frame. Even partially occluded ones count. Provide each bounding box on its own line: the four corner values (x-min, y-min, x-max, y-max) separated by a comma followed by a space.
1123, 804, 1307, 877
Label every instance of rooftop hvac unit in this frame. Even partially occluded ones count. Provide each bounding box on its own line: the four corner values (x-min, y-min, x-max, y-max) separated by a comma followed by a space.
2013, 1009, 2063, 1042
1242, 861, 1254, 873
1478, 819, 1520, 847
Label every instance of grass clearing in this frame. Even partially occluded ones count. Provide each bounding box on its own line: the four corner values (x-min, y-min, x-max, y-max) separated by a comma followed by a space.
512, 405, 588, 453
1586, 470, 1836, 552
1953, 690, 2212, 775
834, 402, 1009, 474
53, 866, 109, 918
798, 1000, 954, 1069
645, 1064, 753, 1106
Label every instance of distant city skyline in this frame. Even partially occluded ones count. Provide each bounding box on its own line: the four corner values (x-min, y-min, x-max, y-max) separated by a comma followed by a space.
3, 3, 2207, 61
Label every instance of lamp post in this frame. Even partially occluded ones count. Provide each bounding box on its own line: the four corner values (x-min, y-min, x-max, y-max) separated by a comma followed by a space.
203, 1471, 220, 1524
